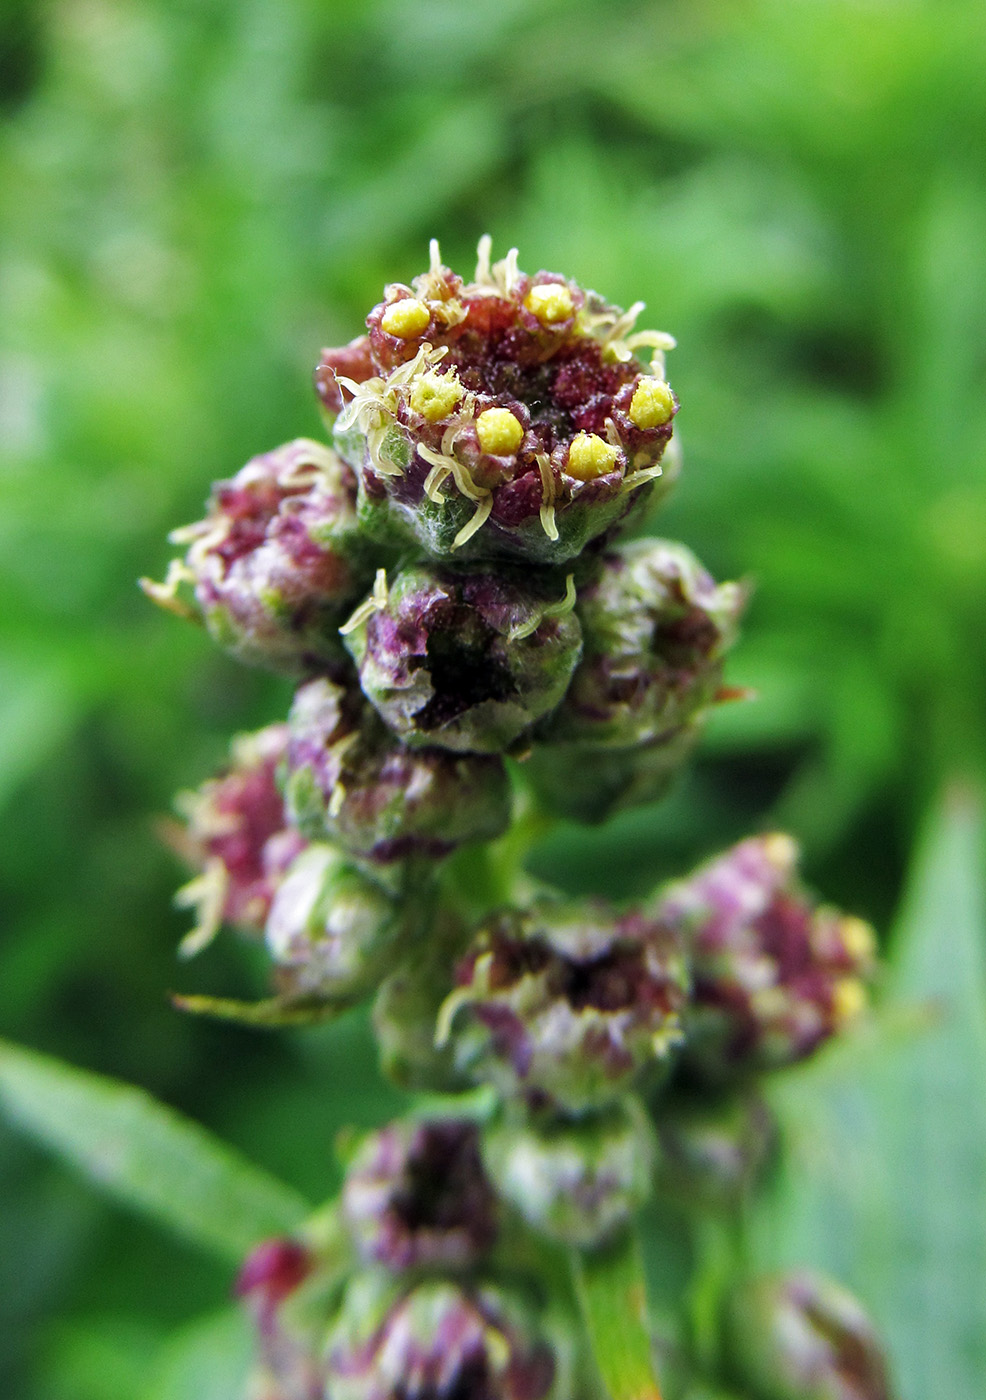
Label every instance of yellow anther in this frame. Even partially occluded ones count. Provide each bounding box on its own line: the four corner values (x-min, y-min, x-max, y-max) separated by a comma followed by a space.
408, 369, 464, 423
831, 977, 868, 1028
628, 376, 675, 429
840, 916, 877, 965
566, 432, 622, 481
380, 298, 431, 338
476, 407, 524, 456
762, 832, 799, 870
524, 282, 574, 326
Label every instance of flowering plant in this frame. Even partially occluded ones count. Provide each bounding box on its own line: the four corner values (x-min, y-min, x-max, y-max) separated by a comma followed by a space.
0, 240, 898, 1400
136, 239, 894, 1400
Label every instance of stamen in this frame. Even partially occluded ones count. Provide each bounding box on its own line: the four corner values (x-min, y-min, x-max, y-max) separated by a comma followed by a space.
451, 492, 493, 550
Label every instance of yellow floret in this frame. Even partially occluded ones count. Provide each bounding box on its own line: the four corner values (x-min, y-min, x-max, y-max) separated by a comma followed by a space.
839, 916, 877, 965
524, 283, 574, 326
831, 977, 868, 1028
476, 407, 524, 456
628, 376, 675, 429
566, 432, 622, 481
408, 370, 464, 423
381, 298, 431, 338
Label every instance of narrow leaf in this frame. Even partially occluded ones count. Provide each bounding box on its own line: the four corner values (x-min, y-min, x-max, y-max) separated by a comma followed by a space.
572, 1231, 664, 1400
0, 1038, 311, 1262
172, 990, 356, 1028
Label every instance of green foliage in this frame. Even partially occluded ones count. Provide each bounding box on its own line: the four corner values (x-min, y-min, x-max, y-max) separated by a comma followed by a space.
749, 784, 986, 1400
0, 1037, 312, 1261
573, 1234, 663, 1400
0, 0, 984, 1394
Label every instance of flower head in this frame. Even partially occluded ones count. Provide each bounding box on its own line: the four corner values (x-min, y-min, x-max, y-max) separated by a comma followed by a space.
481, 1097, 657, 1248
656, 835, 877, 1080
284, 678, 512, 864
264, 843, 404, 1000
341, 1117, 498, 1271
342, 564, 582, 753
725, 1271, 893, 1400
145, 439, 369, 674
326, 1276, 556, 1400
319, 238, 678, 564
442, 898, 689, 1113
171, 724, 305, 956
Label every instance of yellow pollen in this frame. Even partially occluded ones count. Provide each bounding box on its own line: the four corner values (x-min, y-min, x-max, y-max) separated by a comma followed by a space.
524, 283, 574, 326
566, 432, 622, 481
831, 977, 868, 1028
840, 916, 877, 965
629, 377, 675, 429
409, 370, 464, 423
381, 298, 431, 338
476, 407, 524, 456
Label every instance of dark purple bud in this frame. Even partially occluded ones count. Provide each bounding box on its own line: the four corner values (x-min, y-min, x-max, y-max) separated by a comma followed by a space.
341, 1117, 498, 1270
323, 238, 679, 564
656, 835, 877, 1081
543, 539, 743, 746
342, 564, 582, 753
525, 540, 743, 822
441, 898, 689, 1113
146, 439, 371, 675
264, 843, 404, 1000
654, 1092, 775, 1211
481, 1097, 657, 1248
171, 725, 306, 956
726, 1272, 894, 1400
284, 678, 512, 864
327, 1276, 556, 1400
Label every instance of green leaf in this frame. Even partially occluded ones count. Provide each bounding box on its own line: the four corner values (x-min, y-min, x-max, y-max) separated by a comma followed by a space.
142, 1310, 252, 1400
171, 990, 356, 1028
749, 782, 986, 1400
0, 1038, 312, 1262
572, 1231, 665, 1400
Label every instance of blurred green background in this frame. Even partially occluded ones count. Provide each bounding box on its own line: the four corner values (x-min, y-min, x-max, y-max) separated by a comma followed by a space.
0, 0, 984, 1396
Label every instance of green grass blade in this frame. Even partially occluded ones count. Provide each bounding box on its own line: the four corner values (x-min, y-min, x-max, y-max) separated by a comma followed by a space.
572, 1232, 664, 1400
0, 1038, 312, 1263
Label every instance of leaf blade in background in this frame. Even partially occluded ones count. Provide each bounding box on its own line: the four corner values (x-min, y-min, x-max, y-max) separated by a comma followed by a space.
572, 1231, 664, 1400
748, 783, 986, 1400
142, 1310, 252, 1400
0, 1038, 312, 1263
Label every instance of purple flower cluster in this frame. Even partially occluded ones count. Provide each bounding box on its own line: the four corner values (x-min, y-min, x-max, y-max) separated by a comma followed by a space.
149, 240, 892, 1400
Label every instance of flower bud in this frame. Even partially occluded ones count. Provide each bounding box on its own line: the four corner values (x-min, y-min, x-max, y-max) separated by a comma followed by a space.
320, 238, 679, 565
544, 540, 743, 746
342, 565, 582, 753
524, 720, 702, 826
525, 540, 743, 822
653, 1092, 774, 1211
171, 724, 306, 956
725, 1272, 893, 1400
373, 940, 469, 1092
656, 835, 877, 1081
264, 843, 403, 1000
284, 678, 512, 864
442, 898, 689, 1113
341, 1118, 498, 1271
149, 439, 370, 675
237, 1238, 324, 1400
481, 1097, 657, 1248
326, 1276, 556, 1400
